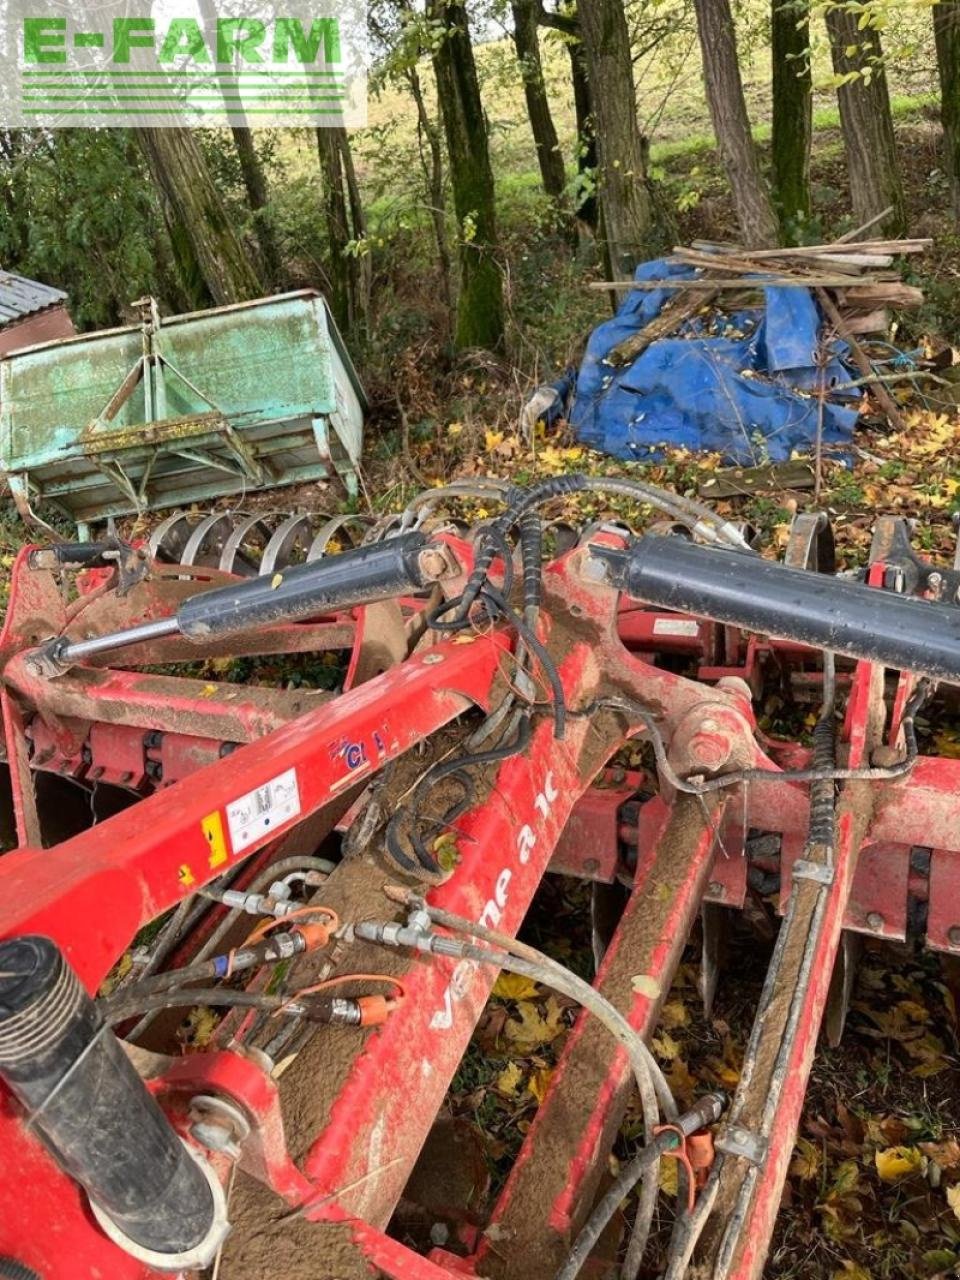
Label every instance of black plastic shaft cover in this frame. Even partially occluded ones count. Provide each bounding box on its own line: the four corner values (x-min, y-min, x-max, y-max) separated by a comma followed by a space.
176, 530, 432, 639
608, 533, 960, 683
0, 936, 215, 1257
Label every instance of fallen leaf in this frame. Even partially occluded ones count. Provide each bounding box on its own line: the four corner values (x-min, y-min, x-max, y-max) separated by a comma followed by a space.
921, 1139, 960, 1170
495, 1061, 524, 1097
504, 994, 565, 1052
271, 572, 283, 589
652, 1031, 682, 1062
659, 1156, 679, 1196
493, 973, 539, 1002
527, 1066, 554, 1105
790, 1137, 822, 1182
875, 1145, 924, 1183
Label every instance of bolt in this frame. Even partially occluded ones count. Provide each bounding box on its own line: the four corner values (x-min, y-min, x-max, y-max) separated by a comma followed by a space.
687, 730, 732, 772
928, 571, 943, 591
866, 911, 884, 931
422, 653, 444, 666
190, 1120, 241, 1160
580, 554, 610, 584
708, 881, 725, 898
948, 926, 960, 947
418, 548, 450, 580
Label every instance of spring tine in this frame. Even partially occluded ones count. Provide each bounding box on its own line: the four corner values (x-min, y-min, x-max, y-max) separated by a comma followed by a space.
259, 513, 315, 576
362, 514, 403, 544
180, 512, 236, 568
149, 511, 193, 563
306, 514, 373, 562
219, 514, 272, 578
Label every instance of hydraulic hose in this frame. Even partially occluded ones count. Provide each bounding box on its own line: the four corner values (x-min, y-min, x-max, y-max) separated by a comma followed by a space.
556, 1092, 726, 1280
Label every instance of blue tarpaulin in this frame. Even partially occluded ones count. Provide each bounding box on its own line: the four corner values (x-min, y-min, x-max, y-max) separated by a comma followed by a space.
565, 258, 862, 464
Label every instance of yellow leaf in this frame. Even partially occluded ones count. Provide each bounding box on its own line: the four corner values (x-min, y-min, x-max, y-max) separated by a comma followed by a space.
200, 683, 218, 698
791, 1137, 822, 1182
652, 1031, 682, 1062
659, 1156, 679, 1196
875, 1146, 924, 1183
493, 973, 540, 1001
447, 421, 464, 437
484, 429, 504, 451
271, 572, 283, 589
660, 1000, 689, 1030
496, 1061, 524, 1097
831, 1264, 872, 1280
504, 995, 565, 1052
527, 1066, 554, 1105
946, 1183, 960, 1222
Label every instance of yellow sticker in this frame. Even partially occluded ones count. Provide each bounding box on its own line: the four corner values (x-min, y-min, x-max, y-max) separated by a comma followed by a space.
202, 812, 228, 868
178, 863, 196, 887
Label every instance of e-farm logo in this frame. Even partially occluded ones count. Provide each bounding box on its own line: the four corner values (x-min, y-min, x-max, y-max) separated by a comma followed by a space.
0, 0, 367, 127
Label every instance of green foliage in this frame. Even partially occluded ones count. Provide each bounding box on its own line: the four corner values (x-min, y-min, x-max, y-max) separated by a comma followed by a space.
0, 129, 170, 328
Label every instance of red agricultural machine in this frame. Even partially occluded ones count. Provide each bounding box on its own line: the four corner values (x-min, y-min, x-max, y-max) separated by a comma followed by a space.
0, 473, 958, 1280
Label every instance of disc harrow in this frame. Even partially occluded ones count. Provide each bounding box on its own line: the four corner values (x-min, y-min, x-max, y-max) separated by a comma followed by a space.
1, 475, 960, 1280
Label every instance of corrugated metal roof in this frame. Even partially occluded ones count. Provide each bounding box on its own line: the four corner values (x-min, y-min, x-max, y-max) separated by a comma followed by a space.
0, 272, 68, 327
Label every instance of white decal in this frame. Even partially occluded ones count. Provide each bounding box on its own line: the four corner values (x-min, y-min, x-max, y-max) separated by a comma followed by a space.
653, 618, 699, 638
226, 768, 301, 852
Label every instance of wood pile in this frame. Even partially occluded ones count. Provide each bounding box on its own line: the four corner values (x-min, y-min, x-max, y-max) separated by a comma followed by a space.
587, 214, 937, 436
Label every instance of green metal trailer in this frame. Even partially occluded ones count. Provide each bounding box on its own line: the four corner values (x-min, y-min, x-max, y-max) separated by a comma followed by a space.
0, 291, 366, 534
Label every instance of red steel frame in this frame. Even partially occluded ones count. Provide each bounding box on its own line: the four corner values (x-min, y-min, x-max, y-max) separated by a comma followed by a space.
0, 535, 958, 1279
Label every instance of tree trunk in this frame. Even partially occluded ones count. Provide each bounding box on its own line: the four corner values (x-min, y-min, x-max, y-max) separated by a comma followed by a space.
135, 127, 262, 307
230, 126, 282, 285
825, 4, 906, 236
771, 0, 812, 236
934, 0, 960, 219
408, 64, 455, 319
316, 126, 368, 333
427, 0, 505, 351
577, 0, 672, 278
511, 0, 566, 202
692, 0, 780, 247
568, 40, 598, 234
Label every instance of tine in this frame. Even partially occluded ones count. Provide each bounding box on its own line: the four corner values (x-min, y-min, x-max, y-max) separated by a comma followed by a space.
306, 514, 373, 562
218, 514, 271, 578
148, 510, 192, 562
259, 513, 314, 576
180, 512, 235, 568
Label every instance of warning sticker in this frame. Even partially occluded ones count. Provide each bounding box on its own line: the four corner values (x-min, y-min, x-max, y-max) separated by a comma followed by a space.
652, 618, 699, 638
226, 768, 301, 853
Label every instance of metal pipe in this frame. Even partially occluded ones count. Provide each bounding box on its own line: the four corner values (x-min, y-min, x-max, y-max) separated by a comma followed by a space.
55, 617, 179, 664
600, 534, 960, 683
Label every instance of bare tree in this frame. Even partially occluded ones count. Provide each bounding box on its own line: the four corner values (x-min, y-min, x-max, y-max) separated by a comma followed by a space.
511, 0, 566, 203
135, 128, 263, 306
427, 0, 505, 350
577, 0, 672, 278
825, 2, 906, 235
692, 0, 780, 247
771, 0, 812, 236
935, 0, 960, 219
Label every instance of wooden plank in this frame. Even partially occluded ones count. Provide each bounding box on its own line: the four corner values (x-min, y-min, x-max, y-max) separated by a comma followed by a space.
698, 460, 816, 498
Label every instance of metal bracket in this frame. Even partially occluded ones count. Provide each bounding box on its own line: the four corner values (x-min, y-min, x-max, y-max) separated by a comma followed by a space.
716, 1122, 768, 1166
791, 859, 835, 887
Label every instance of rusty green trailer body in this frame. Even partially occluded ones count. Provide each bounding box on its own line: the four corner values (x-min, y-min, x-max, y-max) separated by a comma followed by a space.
0, 290, 366, 532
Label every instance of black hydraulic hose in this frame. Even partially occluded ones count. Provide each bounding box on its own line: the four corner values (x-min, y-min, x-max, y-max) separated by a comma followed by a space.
807, 652, 837, 847
519, 511, 543, 616
103, 937, 303, 1004
556, 1093, 726, 1280
385, 713, 532, 873
0, 1259, 40, 1280
104, 987, 341, 1026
